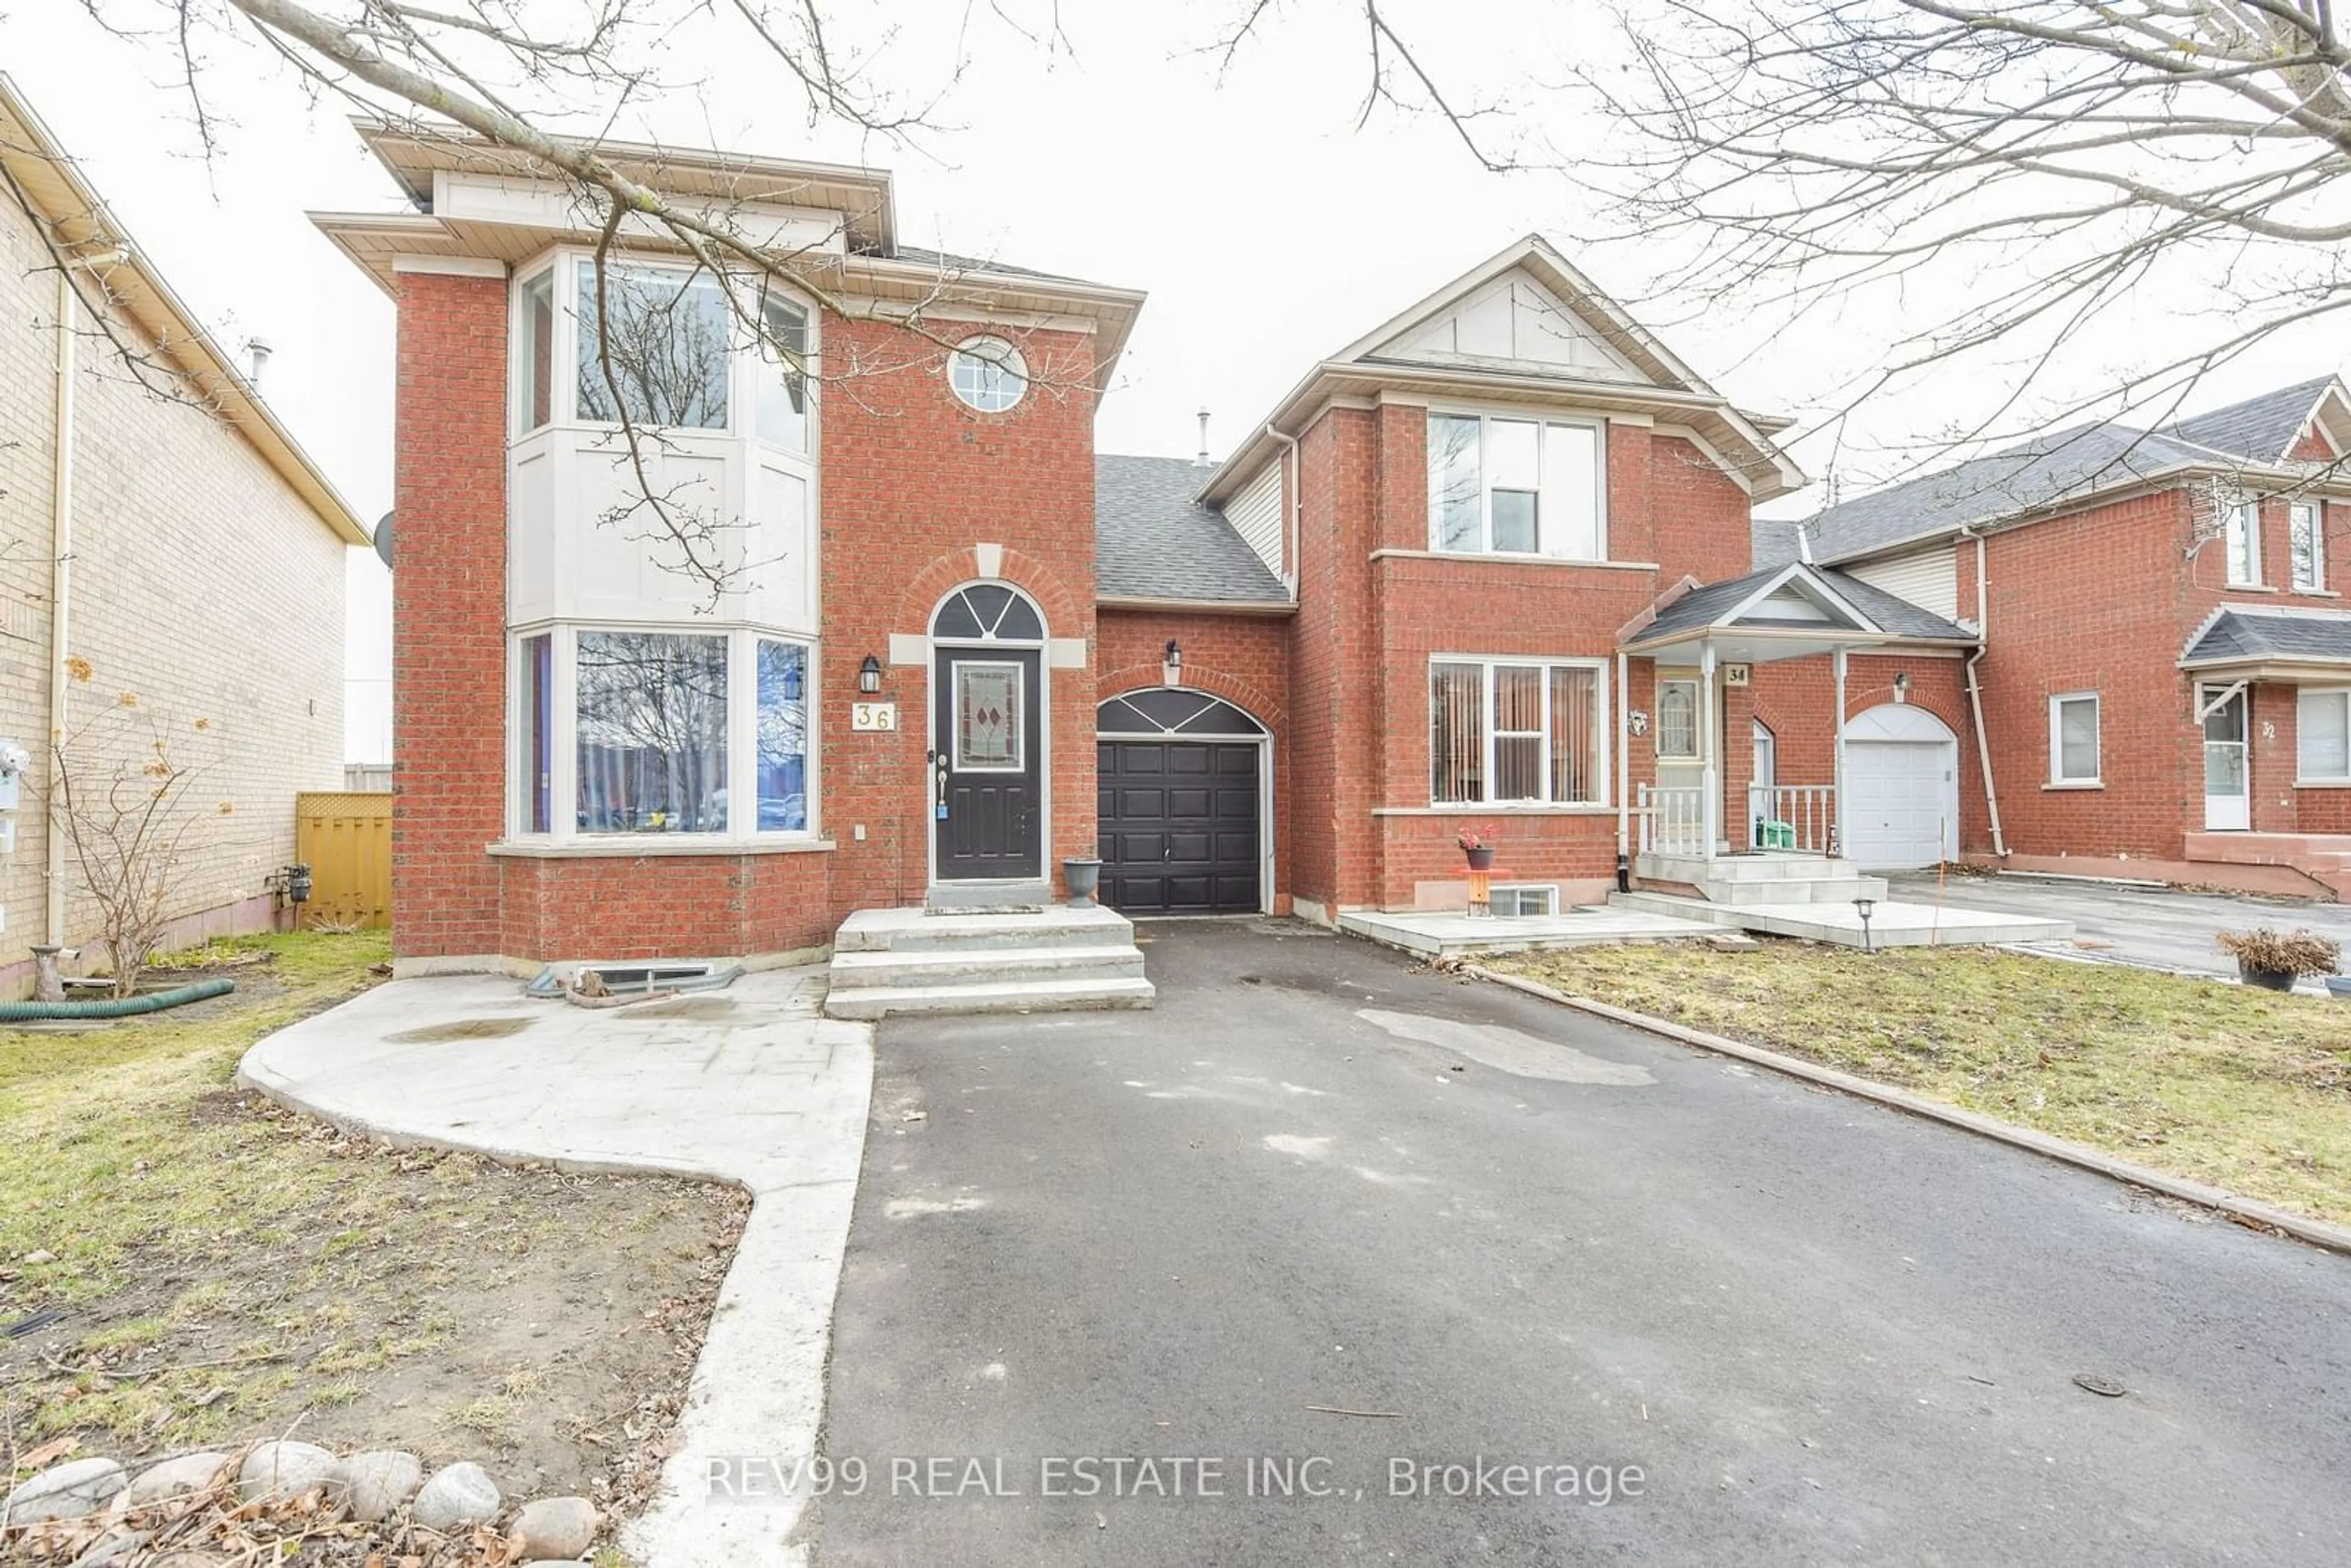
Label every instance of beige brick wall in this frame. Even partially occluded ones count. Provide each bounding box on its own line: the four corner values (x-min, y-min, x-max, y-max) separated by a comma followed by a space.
0, 189, 347, 970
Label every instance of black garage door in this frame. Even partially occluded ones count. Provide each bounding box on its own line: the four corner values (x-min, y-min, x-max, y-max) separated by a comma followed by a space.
1098, 741, 1261, 915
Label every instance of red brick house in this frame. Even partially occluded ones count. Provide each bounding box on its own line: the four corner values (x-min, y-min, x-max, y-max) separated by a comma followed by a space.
1769, 378, 2351, 899
315, 121, 2029, 984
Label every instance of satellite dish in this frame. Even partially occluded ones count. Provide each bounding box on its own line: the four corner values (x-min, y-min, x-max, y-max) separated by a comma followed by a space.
373, 511, 394, 570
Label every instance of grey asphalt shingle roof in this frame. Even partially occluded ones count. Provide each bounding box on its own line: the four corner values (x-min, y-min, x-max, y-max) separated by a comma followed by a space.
2162, 377, 2333, 463
1802, 379, 2340, 566
1095, 455, 1291, 606
2181, 606, 2351, 666
1803, 422, 2211, 565
1634, 565, 1975, 646
891, 244, 1087, 285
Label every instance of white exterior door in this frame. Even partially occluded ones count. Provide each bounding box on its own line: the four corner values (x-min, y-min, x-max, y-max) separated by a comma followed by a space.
2202, 685, 2250, 831
1842, 704, 1960, 869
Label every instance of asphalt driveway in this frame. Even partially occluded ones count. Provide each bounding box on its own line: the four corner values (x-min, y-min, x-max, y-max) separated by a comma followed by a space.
804, 920, 2351, 1567
1885, 869, 2351, 974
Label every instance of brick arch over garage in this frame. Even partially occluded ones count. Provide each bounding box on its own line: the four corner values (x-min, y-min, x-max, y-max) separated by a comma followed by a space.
1096, 664, 1287, 735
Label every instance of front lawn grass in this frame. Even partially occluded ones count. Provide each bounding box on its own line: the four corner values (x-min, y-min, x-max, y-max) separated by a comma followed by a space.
1485, 943, 2351, 1226
1, 931, 745, 1507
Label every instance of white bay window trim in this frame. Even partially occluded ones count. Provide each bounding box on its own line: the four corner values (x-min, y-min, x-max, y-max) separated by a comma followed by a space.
1428, 655, 1611, 807
1426, 408, 1608, 560
508, 623, 819, 846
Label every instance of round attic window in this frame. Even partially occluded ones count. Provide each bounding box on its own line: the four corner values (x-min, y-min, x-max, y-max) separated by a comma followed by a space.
948, 335, 1028, 413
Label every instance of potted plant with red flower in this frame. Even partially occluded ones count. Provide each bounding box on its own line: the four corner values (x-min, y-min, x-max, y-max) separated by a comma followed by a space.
1457, 823, 1500, 871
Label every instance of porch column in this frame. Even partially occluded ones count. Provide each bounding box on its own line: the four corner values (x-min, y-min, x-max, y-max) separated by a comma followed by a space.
1700, 642, 1719, 861
1833, 645, 1849, 857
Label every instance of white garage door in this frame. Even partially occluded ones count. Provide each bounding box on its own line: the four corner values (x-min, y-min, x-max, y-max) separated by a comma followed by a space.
1843, 704, 1959, 869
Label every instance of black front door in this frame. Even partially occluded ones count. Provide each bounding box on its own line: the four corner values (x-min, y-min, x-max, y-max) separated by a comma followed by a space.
933, 647, 1043, 880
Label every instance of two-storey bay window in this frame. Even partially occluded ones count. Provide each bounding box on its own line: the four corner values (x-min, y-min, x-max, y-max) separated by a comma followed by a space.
1430, 659, 1608, 805
1427, 412, 1605, 559
511, 628, 812, 841
2290, 502, 2326, 592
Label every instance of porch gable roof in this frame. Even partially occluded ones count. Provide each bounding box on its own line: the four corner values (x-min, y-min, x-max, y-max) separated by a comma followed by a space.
2181, 605, 2351, 676
1623, 561, 1974, 657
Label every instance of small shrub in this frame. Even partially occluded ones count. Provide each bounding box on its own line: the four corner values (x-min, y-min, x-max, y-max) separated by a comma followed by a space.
2216, 927, 2342, 977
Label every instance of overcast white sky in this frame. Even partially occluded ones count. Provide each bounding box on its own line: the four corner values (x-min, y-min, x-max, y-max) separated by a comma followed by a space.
5, 1, 2341, 762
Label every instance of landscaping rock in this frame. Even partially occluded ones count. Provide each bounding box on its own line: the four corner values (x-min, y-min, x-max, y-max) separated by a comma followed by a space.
340, 1449, 424, 1522
410, 1461, 501, 1532
3, 1457, 127, 1524
124, 1452, 230, 1507
69, 1529, 150, 1568
508, 1494, 600, 1557
236, 1440, 341, 1506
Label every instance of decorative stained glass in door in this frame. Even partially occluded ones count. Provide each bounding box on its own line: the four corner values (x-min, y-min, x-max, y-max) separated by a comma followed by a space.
956, 662, 1022, 771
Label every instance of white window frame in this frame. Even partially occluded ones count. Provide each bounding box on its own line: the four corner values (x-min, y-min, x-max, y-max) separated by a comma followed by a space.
2297, 687, 2351, 784
1427, 655, 1611, 808
507, 623, 819, 845
1490, 883, 1560, 917
2290, 501, 2326, 592
2049, 691, 2102, 786
507, 248, 817, 454
2222, 496, 2262, 587
948, 335, 1029, 414
1425, 408, 1609, 560
1655, 678, 1701, 761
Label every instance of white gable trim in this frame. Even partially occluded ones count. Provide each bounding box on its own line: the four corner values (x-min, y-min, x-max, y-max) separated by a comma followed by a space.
1371, 269, 1648, 384
1722, 563, 1882, 634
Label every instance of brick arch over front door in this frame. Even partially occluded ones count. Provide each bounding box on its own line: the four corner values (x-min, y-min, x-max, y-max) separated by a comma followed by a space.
1095, 688, 1271, 916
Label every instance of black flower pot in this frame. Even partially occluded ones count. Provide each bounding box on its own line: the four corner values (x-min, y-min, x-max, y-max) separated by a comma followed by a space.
1464, 846, 1496, 871
2238, 962, 2296, 993
1063, 857, 1104, 907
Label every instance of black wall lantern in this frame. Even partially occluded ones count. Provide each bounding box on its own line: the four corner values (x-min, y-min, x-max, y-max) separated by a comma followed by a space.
858, 655, 883, 694
1163, 639, 1183, 688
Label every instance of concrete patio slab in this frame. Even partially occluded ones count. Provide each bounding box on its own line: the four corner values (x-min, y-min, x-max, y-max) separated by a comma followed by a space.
1616, 890, 2074, 947
1337, 904, 1717, 958
238, 968, 873, 1568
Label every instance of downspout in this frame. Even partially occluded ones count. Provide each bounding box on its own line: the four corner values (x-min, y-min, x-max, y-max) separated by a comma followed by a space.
1264, 423, 1301, 594
1615, 648, 1631, 887
1959, 526, 2009, 858
45, 266, 77, 946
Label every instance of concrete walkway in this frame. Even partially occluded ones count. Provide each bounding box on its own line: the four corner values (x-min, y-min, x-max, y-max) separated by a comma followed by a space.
238, 969, 874, 1568
1889, 870, 2351, 977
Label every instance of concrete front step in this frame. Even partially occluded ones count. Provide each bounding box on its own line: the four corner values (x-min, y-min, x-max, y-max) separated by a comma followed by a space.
1636, 852, 1859, 883
923, 879, 1054, 913
1706, 874, 1891, 906
834, 904, 1135, 954
830, 943, 1147, 989
824, 974, 1157, 1019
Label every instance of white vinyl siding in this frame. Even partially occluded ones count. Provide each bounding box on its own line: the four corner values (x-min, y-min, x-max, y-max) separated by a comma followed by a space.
1849, 543, 1960, 623
1226, 459, 1285, 579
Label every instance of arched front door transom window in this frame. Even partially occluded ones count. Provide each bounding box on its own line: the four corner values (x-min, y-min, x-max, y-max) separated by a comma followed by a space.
931, 581, 1044, 642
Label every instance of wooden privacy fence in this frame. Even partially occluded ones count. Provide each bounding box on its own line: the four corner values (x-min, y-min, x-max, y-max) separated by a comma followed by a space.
294, 791, 393, 929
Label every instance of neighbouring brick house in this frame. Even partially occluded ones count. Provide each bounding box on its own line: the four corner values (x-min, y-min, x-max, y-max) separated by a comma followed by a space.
329, 100, 2017, 977
0, 78, 364, 989
1763, 378, 2351, 899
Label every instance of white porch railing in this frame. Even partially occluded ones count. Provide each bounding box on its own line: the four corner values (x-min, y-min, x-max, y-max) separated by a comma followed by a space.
1749, 784, 1837, 853
1637, 784, 1707, 856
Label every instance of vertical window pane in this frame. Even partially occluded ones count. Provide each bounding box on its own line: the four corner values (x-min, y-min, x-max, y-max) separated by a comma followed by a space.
2225, 502, 2258, 584
1431, 662, 1485, 802
576, 632, 729, 832
1550, 666, 1599, 803
1428, 415, 1482, 552
1492, 664, 1543, 801
757, 640, 808, 830
576, 261, 732, 429
1543, 423, 1600, 558
955, 662, 1023, 770
1657, 680, 1698, 759
756, 295, 809, 451
523, 634, 551, 833
2299, 691, 2349, 778
517, 271, 554, 435
2058, 697, 2099, 781
2291, 503, 2322, 590
1488, 420, 1540, 553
